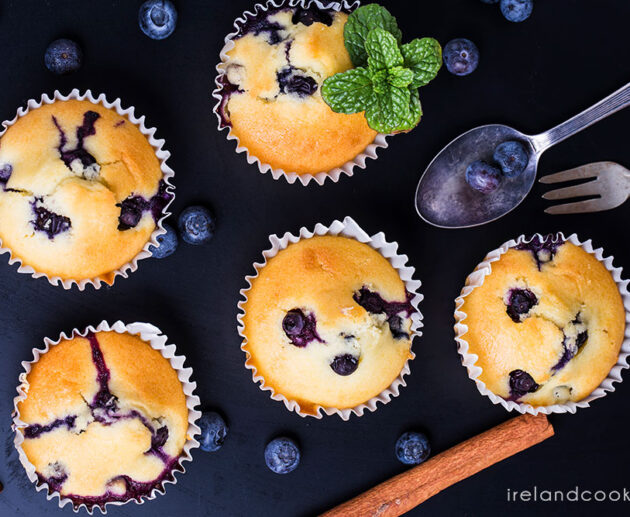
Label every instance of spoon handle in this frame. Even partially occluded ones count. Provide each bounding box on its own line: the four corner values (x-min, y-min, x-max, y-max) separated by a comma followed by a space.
532, 82, 630, 152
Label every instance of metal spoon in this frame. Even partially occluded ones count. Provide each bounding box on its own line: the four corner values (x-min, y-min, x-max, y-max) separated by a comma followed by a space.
414, 82, 630, 228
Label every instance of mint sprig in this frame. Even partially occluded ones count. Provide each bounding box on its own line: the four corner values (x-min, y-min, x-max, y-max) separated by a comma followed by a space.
322, 4, 441, 134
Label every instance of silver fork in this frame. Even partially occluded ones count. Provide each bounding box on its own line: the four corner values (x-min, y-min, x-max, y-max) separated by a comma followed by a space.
540, 161, 630, 214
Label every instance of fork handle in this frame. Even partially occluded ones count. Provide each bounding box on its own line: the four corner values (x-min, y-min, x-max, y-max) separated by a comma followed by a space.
532, 82, 630, 152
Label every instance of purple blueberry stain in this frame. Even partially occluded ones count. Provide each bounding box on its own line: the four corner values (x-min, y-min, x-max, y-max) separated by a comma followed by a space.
217, 74, 243, 129
514, 234, 564, 270
117, 180, 172, 231
282, 309, 324, 347
52, 111, 101, 176
24, 415, 77, 439
31, 198, 71, 239
353, 287, 414, 339
552, 314, 588, 372
237, 9, 286, 45
330, 354, 359, 376
505, 288, 538, 322
508, 369, 539, 401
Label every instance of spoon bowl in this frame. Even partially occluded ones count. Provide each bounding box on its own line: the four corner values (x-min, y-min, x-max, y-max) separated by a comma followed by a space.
415, 124, 538, 228
414, 82, 630, 228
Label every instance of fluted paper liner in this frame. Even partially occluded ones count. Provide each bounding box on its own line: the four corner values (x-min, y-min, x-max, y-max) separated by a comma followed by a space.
0, 89, 175, 290
454, 233, 630, 415
212, 0, 389, 186
12, 320, 201, 514
237, 216, 424, 419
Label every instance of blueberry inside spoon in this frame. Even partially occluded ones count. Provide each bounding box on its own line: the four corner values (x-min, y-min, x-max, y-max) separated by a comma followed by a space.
414, 82, 630, 228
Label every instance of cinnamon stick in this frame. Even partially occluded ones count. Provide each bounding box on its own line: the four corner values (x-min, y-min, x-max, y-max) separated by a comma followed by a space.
321, 414, 554, 517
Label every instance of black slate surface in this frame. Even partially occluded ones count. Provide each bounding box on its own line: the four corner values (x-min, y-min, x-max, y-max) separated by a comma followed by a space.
1, 1, 629, 516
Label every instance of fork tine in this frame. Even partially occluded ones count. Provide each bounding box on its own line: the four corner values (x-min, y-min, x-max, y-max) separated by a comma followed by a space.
542, 179, 601, 200
539, 163, 604, 184
544, 198, 608, 215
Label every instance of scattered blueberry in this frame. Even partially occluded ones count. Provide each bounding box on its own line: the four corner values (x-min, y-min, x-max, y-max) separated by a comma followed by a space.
330, 354, 359, 376
178, 206, 215, 245
395, 432, 431, 465
465, 160, 502, 194
443, 38, 479, 76
494, 141, 529, 178
198, 411, 228, 452
264, 437, 300, 474
149, 223, 178, 258
139, 0, 178, 40
500, 0, 533, 22
44, 39, 82, 75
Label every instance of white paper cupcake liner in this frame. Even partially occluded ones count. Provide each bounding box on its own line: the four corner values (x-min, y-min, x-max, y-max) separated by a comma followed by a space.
12, 320, 201, 514
454, 232, 630, 415
212, 0, 389, 186
237, 216, 424, 419
0, 89, 175, 290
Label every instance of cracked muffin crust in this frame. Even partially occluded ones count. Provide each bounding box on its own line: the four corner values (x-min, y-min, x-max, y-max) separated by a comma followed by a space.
242, 235, 415, 414
217, 4, 377, 174
16, 331, 189, 510
461, 235, 626, 406
0, 99, 171, 283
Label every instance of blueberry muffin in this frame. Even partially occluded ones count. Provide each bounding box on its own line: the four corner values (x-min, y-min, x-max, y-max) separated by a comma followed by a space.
242, 235, 416, 414
16, 331, 189, 510
0, 99, 172, 283
217, 4, 377, 175
461, 235, 626, 406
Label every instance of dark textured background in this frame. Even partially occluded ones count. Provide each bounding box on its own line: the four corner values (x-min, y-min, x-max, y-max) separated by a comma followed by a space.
1, 0, 629, 516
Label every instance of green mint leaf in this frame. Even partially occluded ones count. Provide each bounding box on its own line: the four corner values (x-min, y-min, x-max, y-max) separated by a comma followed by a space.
365, 84, 411, 134
321, 68, 375, 114
365, 28, 403, 71
387, 66, 414, 88
397, 88, 423, 132
344, 4, 402, 67
371, 69, 388, 94
401, 37, 442, 88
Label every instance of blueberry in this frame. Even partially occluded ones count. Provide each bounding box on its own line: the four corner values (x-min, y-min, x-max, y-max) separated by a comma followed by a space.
282, 310, 305, 336
44, 39, 82, 75
31, 201, 71, 239
493, 141, 529, 178
330, 354, 359, 376
139, 0, 177, 40
508, 369, 539, 400
178, 206, 215, 245
387, 315, 409, 340
465, 160, 502, 193
149, 223, 178, 258
277, 67, 318, 97
443, 38, 479, 76
505, 288, 538, 322
282, 309, 323, 348
500, 0, 533, 22
395, 432, 431, 465
0, 164, 12, 185
198, 411, 228, 452
291, 7, 333, 27
264, 437, 300, 474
